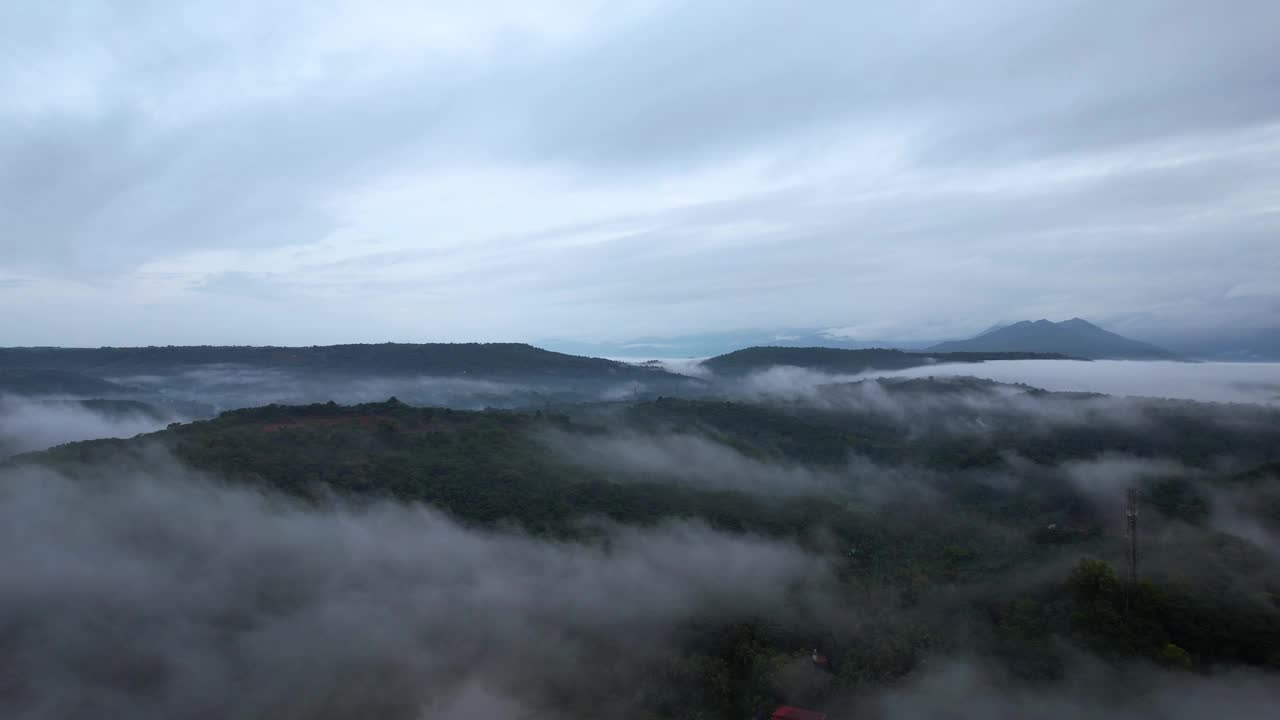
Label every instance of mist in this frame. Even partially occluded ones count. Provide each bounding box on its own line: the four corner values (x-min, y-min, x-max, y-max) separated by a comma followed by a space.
857, 656, 1280, 720
872, 359, 1280, 406
108, 365, 667, 413
538, 426, 966, 510
5, 399, 1279, 717
543, 428, 838, 496
730, 370, 1156, 437
695, 359, 1280, 410
0, 457, 835, 719
707, 367, 1280, 456
0, 395, 179, 458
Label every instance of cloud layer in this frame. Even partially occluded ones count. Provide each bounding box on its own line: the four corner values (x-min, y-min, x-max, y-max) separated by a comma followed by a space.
3, 1, 1279, 344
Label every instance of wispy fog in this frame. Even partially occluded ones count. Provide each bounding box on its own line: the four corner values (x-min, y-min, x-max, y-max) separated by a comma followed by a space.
722, 370, 1163, 436
873, 360, 1280, 405
540, 428, 941, 503
5, 454, 1275, 718
655, 357, 1280, 405
544, 428, 835, 495
0, 459, 833, 719
110, 365, 657, 412
1058, 455, 1191, 505
0, 395, 178, 458
608, 357, 713, 379
859, 657, 1280, 720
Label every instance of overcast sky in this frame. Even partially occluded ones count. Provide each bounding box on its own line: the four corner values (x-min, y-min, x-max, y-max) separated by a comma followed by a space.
2, 0, 1278, 346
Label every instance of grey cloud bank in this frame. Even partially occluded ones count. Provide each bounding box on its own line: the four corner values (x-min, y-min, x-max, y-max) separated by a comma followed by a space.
2, 1, 1279, 344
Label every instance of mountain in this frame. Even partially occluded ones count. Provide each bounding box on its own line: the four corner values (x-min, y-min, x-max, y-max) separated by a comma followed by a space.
541, 329, 940, 358
928, 318, 1176, 360
701, 346, 1076, 376
0, 343, 686, 381
0, 343, 705, 414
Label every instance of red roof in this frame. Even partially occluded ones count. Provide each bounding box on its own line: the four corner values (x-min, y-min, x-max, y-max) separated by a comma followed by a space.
772, 706, 828, 720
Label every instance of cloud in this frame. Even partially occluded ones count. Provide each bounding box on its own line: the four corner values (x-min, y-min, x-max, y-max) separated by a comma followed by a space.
2, 2, 1279, 343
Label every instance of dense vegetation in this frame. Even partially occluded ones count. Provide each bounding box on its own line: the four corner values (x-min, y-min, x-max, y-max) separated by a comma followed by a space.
13, 378, 1280, 718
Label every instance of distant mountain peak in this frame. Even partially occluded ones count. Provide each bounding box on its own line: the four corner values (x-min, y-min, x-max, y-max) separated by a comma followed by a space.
928, 317, 1176, 360
975, 322, 1011, 338
1058, 317, 1098, 329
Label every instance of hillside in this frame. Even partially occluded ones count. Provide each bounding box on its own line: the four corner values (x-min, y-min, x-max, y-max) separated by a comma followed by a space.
701, 346, 1075, 376
10, 383, 1280, 718
23, 381, 1280, 501
0, 342, 679, 380
929, 318, 1176, 359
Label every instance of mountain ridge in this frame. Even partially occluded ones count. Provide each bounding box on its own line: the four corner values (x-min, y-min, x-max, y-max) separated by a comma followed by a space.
929, 318, 1176, 360
0, 342, 676, 379
701, 346, 1078, 376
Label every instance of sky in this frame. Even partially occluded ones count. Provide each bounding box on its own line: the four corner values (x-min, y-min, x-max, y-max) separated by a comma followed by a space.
2, 0, 1278, 346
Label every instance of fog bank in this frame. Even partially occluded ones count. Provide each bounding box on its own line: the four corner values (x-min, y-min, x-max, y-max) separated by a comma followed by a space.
874, 360, 1280, 405
0, 460, 833, 719
109, 364, 667, 412
0, 395, 178, 458
860, 657, 1280, 720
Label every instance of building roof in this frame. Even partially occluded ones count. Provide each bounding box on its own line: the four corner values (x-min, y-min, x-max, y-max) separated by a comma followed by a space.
771, 706, 829, 720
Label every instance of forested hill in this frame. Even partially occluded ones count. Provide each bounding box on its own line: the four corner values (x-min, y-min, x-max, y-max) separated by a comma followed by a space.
701, 346, 1076, 375
11, 384, 1280, 716
0, 343, 674, 380
19, 383, 1280, 526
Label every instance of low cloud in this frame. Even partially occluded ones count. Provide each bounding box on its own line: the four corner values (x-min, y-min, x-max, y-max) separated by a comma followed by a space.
710, 367, 1280, 458
725, 369, 1159, 435
0, 458, 835, 719
0, 394, 178, 457
544, 428, 835, 496
539, 426, 946, 505
1058, 455, 1190, 506
878, 359, 1280, 406
110, 364, 645, 412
